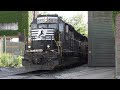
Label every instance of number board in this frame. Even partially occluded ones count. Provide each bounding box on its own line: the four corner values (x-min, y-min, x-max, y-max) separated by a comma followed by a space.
37, 17, 58, 24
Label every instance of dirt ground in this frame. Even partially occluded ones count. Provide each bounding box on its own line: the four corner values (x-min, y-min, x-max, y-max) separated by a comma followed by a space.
0, 65, 115, 79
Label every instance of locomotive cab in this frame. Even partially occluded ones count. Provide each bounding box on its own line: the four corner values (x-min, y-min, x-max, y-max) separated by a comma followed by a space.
27, 15, 60, 51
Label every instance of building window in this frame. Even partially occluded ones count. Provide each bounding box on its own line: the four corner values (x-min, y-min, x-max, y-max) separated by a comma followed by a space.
0, 22, 18, 30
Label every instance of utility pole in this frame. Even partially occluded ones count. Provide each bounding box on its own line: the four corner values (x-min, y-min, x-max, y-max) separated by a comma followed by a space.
3, 35, 6, 53
33, 11, 36, 20
33, 11, 39, 20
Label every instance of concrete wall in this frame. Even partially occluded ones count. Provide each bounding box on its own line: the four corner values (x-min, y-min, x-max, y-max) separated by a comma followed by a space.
88, 11, 115, 66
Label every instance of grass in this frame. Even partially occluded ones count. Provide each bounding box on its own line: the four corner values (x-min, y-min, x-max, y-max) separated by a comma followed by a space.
0, 53, 23, 68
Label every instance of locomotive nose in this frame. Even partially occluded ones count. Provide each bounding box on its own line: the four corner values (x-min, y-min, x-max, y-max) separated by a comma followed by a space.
34, 57, 42, 64
32, 54, 45, 65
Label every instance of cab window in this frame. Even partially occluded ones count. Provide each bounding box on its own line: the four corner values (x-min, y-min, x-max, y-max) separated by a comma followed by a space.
66, 25, 69, 33
59, 23, 64, 32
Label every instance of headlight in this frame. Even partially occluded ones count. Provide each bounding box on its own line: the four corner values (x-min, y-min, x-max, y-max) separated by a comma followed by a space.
47, 45, 50, 48
28, 46, 31, 48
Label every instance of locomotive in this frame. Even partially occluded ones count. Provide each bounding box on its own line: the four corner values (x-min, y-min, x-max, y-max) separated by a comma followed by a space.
22, 14, 88, 70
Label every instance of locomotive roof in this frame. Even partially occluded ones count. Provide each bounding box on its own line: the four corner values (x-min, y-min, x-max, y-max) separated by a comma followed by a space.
66, 23, 81, 34
65, 23, 85, 39
37, 14, 59, 17
32, 14, 63, 24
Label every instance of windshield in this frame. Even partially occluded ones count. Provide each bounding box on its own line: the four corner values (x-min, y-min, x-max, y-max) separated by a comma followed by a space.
38, 24, 47, 28
38, 23, 57, 29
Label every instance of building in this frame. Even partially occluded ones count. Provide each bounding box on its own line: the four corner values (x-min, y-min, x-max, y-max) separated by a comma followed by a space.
114, 12, 120, 78
0, 11, 39, 40
0, 11, 29, 41
88, 11, 115, 66
0, 11, 36, 54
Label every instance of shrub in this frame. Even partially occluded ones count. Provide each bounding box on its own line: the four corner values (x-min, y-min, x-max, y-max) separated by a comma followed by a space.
0, 53, 23, 68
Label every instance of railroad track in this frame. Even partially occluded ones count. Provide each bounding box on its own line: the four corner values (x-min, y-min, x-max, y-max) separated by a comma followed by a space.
0, 66, 49, 78
0, 65, 114, 79
0, 70, 51, 79
0, 64, 87, 79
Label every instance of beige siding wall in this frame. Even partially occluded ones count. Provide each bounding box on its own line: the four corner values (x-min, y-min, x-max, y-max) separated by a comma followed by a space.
115, 14, 120, 77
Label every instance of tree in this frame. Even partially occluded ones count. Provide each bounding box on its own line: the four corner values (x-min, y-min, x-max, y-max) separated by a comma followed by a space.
62, 13, 88, 37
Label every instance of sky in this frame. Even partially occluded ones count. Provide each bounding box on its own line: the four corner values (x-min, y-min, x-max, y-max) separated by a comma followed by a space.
39, 11, 88, 24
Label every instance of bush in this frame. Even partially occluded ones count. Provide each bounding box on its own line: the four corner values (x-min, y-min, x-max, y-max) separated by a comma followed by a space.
0, 53, 23, 68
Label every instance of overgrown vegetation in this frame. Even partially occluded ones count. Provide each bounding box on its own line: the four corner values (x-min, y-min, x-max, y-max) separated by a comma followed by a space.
0, 53, 23, 68
112, 11, 120, 31
0, 11, 29, 36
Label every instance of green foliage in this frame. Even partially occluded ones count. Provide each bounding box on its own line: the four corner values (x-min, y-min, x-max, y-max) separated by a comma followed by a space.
18, 11, 29, 36
0, 53, 23, 68
63, 14, 88, 37
112, 11, 120, 31
28, 11, 33, 37
0, 30, 18, 36
113, 11, 120, 23
0, 11, 29, 36
0, 11, 18, 23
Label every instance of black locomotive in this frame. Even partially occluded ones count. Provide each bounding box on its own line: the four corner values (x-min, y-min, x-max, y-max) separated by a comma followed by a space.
22, 14, 88, 70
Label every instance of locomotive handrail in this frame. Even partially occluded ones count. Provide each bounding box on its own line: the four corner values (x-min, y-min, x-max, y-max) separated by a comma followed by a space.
59, 34, 62, 57
54, 33, 62, 57
71, 38, 81, 42
54, 37, 58, 46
